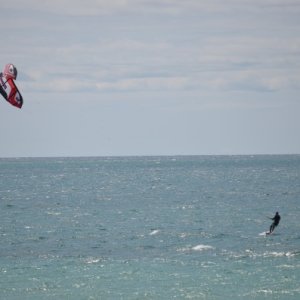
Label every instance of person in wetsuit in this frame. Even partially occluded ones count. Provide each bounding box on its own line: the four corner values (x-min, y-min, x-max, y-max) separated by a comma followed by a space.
269, 212, 281, 233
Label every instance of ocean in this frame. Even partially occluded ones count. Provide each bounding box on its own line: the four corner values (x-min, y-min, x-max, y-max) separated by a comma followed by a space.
0, 155, 299, 299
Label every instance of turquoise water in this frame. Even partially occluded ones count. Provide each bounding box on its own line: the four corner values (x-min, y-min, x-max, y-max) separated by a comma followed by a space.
0, 155, 299, 299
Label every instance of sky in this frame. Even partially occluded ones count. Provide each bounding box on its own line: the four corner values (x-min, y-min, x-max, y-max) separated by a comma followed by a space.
0, 0, 300, 157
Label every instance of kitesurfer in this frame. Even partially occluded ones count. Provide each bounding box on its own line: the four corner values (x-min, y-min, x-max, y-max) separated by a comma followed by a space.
269, 212, 281, 233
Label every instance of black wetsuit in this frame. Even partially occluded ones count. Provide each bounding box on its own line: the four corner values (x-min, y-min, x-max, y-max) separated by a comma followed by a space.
269, 212, 281, 233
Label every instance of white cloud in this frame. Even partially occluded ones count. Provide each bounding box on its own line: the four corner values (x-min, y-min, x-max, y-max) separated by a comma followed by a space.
3, 0, 300, 16
2, 0, 300, 95
96, 76, 190, 92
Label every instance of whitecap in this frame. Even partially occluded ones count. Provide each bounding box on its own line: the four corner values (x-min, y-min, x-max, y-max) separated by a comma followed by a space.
85, 258, 101, 264
149, 229, 160, 236
278, 264, 296, 269
179, 233, 189, 238
263, 251, 286, 257
257, 289, 273, 294
46, 211, 61, 216
177, 244, 215, 253
285, 251, 300, 257
192, 244, 215, 251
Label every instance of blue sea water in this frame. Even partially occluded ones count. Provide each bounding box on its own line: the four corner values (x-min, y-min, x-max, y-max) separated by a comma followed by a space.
0, 155, 299, 299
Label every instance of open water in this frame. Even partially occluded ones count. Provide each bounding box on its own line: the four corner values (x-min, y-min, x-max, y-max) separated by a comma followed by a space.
0, 155, 299, 299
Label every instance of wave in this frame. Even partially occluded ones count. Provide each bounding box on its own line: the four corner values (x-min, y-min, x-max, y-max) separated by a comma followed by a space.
226, 249, 300, 259
149, 229, 160, 236
177, 244, 215, 252
192, 245, 215, 251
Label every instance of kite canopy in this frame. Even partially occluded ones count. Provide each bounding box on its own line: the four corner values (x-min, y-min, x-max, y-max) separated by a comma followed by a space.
3, 63, 18, 80
0, 63, 23, 108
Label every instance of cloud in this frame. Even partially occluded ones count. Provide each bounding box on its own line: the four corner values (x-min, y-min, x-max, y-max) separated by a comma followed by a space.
2, 0, 300, 95
96, 76, 190, 92
4, 0, 300, 16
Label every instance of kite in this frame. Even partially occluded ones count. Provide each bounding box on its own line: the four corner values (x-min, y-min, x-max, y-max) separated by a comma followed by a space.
0, 63, 23, 108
